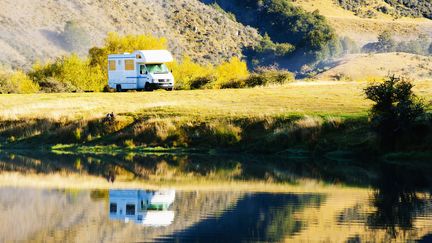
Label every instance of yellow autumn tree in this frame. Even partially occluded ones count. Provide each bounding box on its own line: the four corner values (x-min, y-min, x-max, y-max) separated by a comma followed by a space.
169, 56, 214, 89
59, 54, 104, 91
213, 57, 249, 89
0, 68, 39, 94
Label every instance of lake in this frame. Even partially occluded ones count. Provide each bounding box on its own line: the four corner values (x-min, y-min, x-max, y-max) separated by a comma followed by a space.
0, 151, 431, 242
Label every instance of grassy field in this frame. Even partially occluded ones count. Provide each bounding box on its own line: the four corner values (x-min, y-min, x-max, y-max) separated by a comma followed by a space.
0, 81, 375, 120
0, 81, 431, 153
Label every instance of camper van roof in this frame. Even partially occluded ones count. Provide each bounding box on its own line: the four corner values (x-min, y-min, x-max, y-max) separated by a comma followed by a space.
133, 50, 174, 64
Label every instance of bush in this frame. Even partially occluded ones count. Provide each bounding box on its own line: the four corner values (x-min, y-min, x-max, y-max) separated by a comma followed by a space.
38, 77, 79, 93
0, 69, 39, 94
171, 56, 250, 90
364, 75, 426, 150
245, 67, 295, 87
213, 57, 249, 89
189, 76, 213, 90
208, 0, 337, 68
169, 56, 214, 90
29, 54, 104, 92
363, 32, 431, 55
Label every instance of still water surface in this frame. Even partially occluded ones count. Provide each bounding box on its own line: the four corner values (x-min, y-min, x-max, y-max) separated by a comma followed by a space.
0, 151, 432, 242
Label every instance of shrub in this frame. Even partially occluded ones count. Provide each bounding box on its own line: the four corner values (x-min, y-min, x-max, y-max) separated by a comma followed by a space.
171, 56, 250, 90
38, 77, 79, 93
0, 69, 39, 94
245, 67, 295, 87
29, 54, 104, 92
169, 56, 214, 90
189, 76, 213, 90
213, 57, 249, 89
364, 75, 426, 150
58, 54, 104, 91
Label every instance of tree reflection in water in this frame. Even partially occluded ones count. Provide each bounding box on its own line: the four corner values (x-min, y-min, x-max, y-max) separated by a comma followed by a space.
368, 162, 432, 239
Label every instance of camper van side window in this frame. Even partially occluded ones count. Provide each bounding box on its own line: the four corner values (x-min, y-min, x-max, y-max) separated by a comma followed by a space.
110, 203, 117, 213
125, 60, 135, 71
126, 204, 135, 215
108, 60, 116, 71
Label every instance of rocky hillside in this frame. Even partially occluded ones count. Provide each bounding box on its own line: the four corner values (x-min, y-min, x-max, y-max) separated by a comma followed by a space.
0, 0, 260, 69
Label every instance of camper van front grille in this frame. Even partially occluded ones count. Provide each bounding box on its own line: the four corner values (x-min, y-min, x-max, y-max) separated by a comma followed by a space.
158, 79, 167, 83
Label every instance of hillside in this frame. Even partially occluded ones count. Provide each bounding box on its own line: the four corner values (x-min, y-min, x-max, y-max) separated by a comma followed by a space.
316, 53, 432, 81
292, 0, 432, 46
0, 0, 260, 69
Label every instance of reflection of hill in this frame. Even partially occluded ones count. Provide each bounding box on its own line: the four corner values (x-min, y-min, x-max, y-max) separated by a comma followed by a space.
162, 193, 324, 242
0, 188, 243, 242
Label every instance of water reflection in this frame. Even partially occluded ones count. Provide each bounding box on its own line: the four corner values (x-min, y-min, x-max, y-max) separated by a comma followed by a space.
368, 163, 432, 239
109, 189, 176, 226
0, 151, 432, 241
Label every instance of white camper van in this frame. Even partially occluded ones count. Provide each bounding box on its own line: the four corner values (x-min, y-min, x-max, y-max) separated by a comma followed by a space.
108, 50, 175, 92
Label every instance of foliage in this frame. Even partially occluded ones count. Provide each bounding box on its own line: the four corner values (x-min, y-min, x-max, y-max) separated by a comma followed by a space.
170, 56, 251, 90
364, 76, 426, 149
29, 54, 104, 92
29, 33, 166, 92
245, 34, 296, 68
384, 0, 432, 19
0, 68, 39, 94
204, 0, 337, 68
37, 77, 79, 93
337, 0, 432, 19
213, 57, 249, 89
61, 21, 90, 52
169, 56, 214, 90
363, 31, 431, 56
210, 2, 237, 21
245, 66, 295, 87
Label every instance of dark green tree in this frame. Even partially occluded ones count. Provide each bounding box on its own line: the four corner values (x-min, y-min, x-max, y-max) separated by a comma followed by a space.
364, 76, 426, 150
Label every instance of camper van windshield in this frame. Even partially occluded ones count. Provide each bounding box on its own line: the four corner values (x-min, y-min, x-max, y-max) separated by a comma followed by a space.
145, 64, 169, 74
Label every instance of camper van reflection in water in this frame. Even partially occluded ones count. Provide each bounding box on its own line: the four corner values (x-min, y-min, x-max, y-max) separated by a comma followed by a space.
109, 189, 175, 226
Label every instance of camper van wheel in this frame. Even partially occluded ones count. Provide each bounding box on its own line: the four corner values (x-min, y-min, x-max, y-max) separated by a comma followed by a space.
144, 83, 153, 92
166, 88, 173, 91
116, 85, 123, 92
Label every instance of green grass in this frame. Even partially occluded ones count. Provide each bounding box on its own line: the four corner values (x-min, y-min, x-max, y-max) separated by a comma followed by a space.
0, 81, 430, 154
0, 82, 378, 120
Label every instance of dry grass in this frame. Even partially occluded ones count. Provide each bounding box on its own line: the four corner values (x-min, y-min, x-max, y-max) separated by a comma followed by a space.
0, 82, 377, 121
0, 81, 430, 122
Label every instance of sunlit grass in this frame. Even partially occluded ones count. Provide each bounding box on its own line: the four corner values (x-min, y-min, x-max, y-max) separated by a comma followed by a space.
1, 81, 430, 121
0, 81, 384, 121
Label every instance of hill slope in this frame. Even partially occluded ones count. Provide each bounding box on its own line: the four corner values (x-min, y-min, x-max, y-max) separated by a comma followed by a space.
292, 0, 432, 46
317, 53, 432, 81
0, 0, 260, 69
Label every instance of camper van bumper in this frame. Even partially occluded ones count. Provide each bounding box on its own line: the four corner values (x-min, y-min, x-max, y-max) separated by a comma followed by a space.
148, 83, 174, 90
